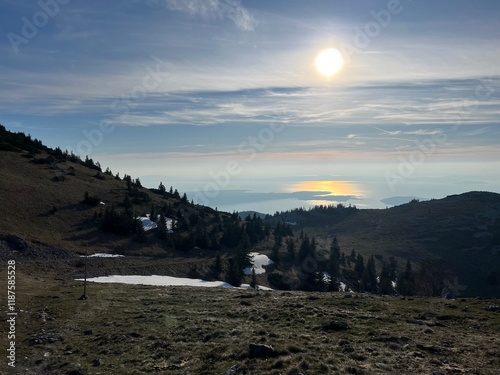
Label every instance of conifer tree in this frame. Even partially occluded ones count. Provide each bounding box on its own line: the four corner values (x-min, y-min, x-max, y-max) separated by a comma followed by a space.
286, 238, 296, 264
354, 253, 365, 278
157, 214, 168, 240
397, 260, 415, 296
158, 182, 166, 194
227, 258, 243, 287
379, 261, 395, 295
214, 251, 222, 278
250, 268, 257, 289
362, 255, 378, 293
298, 235, 310, 264
150, 204, 156, 222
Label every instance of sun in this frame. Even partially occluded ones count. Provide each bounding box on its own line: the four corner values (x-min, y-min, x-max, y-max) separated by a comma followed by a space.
315, 48, 344, 77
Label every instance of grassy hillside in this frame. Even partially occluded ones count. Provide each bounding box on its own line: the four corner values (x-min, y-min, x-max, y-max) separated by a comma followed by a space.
273, 194, 500, 297
1, 268, 499, 375
1, 124, 499, 297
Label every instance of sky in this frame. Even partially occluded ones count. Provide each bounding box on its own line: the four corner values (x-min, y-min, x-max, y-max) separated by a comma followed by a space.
1, 0, 500, 214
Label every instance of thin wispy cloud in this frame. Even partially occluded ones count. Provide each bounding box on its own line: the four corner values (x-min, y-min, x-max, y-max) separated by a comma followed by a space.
164, 0, 256, 31
1, 0, 500, 211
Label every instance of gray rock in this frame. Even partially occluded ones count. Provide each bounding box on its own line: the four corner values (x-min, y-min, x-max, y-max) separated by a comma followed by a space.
321, 321, 349, 332
249, 343, 275, 358
343, 345, 355, 354
92, 358, 103, 367
224, 365, 248, 374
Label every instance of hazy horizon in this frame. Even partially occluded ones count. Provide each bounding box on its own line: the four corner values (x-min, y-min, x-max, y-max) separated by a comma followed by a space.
2, 0, 499, 213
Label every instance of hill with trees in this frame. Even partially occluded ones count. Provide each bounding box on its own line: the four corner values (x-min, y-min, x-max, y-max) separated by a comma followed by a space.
1, 124, 499, 297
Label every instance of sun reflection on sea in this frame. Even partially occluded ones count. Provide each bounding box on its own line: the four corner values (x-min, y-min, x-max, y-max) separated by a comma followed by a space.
289, 180, 360, 195
287, 180, 362, 204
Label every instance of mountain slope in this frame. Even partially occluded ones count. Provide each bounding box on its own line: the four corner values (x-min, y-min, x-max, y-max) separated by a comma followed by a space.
275, 193, 500, 296
1, 125, 499, 296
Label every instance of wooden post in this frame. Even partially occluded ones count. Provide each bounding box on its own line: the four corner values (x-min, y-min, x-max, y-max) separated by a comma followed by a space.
79, 247, 89, 300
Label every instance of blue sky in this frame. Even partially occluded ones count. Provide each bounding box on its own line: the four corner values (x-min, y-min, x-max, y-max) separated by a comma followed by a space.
1, 0, 499, 213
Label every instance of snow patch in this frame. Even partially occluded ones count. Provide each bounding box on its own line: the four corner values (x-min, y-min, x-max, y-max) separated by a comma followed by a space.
80, 253, 124, 258
138, 215, 173, 232
243, 252, 274, 275
77, 275, 272, 290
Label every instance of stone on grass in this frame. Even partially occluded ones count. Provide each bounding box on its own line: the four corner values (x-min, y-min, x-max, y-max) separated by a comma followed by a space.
249, 343, 275, 358
321, 321, 349, 332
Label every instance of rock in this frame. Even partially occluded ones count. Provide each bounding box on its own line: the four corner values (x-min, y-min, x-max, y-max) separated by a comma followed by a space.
66, 365, 84, 375
224, 365, 248, 374
416, 344, 440, 354
321, 321, 349, 332
413, 351, 424, 358
343, 345, 355, 354
92, 359, 103, 367
485, 305, 500, 312
406, 319, 424, 325
249, 343, 275, 358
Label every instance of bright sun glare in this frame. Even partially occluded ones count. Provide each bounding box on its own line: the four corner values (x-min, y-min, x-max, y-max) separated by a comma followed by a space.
315, 48, 344, 77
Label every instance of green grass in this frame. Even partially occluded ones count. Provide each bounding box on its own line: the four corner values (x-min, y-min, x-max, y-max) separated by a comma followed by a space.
2, 269, 499, 374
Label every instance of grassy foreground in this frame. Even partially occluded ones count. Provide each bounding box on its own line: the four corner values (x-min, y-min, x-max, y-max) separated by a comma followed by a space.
1, 269, 499, 375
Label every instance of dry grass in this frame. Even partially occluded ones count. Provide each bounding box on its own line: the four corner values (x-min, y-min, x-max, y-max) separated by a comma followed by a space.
1, 268, 499, 374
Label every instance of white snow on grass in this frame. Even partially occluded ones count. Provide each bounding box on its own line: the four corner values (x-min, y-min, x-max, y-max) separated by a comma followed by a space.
340, 282, 349, 292
77, 275, 272, 290
243, 252, 274, 275
138, 215, 173, 232
80, 253, 124, 258
322, 273, 351, 292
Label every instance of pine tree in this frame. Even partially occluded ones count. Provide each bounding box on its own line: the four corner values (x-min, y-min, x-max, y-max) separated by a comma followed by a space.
236, 233, 252, 269
388, 256, 398, 281
157, 214, 168, 240
354, 253, 365, 278
134, 216, 148, 243
286, 238, 296, 264
379, 261, 395, 295
397, 260, 415, 296
158, 182, 166, 194
298, 235, 310, 264
330, 237, 341, 274
250, 268, 257, 289
214, 251, 222, 278
365, 255, 378, 293
227, 258, 243, 287
272, 240, 281, 268
150, 204, 156, 222
181, 193, 188, 204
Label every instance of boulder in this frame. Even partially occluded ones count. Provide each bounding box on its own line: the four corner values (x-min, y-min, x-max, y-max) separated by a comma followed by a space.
249, 343, 275, 359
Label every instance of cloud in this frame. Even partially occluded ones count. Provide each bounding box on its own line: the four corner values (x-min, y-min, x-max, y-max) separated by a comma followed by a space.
464, 126, 491, 136
164, 0, 256, 30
